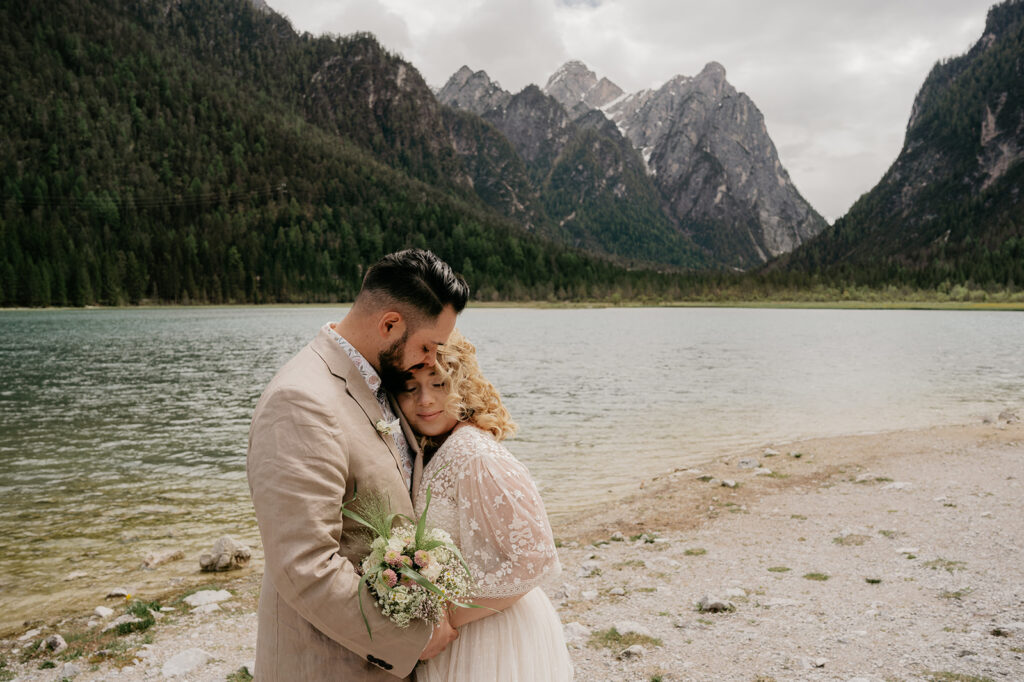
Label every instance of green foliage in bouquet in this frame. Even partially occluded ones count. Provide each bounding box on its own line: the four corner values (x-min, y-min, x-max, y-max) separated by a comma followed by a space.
341, 485, 477, 638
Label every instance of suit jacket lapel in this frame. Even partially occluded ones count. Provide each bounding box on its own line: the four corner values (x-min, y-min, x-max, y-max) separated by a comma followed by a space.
389, 392, 425, 499
311, 329, 408, 489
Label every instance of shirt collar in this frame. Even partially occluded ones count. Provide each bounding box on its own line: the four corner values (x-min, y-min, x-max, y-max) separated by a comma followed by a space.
323, 323, 383, 395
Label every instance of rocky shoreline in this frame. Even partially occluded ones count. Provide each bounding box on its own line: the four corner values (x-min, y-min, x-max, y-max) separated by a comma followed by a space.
2, 416, 1022, 681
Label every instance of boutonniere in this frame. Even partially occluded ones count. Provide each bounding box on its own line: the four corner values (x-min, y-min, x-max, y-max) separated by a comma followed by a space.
375, 417, 401, 437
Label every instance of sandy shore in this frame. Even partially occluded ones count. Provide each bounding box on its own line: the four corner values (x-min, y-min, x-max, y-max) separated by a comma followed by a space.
3, 417, 1022, 681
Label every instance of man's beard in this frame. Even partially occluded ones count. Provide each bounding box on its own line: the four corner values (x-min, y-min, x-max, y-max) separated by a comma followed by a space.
377, 331, 411, 393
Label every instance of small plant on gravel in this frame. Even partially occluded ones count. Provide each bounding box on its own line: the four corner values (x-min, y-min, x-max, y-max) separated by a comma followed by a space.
939, 588, 974, 600
226, 668, 254, 682
767, 566, 790, 573
803, 572, 830, 581
790, 514, 806, 520
612, 559, 645, 569
878, 529, 897, 538
924, 672, 994, 682
683, 547, 706, 556
865, 577, 882, 584
833, 534, 870, 546
38, 661, 56, 669
924, 558, 966, 573
587, 627, 662, 651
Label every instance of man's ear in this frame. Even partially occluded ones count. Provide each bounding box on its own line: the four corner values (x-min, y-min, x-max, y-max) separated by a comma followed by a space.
377, 311, 404, 340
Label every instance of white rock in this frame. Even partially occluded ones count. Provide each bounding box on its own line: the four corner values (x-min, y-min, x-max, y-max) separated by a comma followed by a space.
614, 621, 653, 637
198, 535, 252, 572
44, 634, 68, 653
753, 467, 773, 476
106, 587, 130, 599
881, 481, 912, 490
721, 479, 737, 488
143, 548, 185, 569
563, 621, 591, 643
18, 627, 41, 641
610, 531, 625, 541
724, 588, 746, 598
61, 662, 82, 678
855, 473, 876, 483
244, 661, 256, 676
608, 587, 626, 596
763, 448, 781, 457
737, 458, 760, 469
102, 614, 144, 633
581, 590, 598, 600
94, 606, 114, 619
183, 589, 232, 608
192, 602, 223, 614
697, 595, 736, 613
617, 644, 645, 659
63, 571, 89, 581
162, 648, 214, 677
981, 511, 993, 518
552, 583, 576, 601
576, 560, 601, 578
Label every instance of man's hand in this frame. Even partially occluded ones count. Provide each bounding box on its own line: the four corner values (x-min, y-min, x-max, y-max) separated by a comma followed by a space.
419, 612, 458, 660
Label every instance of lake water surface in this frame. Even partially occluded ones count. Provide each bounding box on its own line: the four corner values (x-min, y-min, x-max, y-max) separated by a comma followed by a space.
1, 306, 1022, 630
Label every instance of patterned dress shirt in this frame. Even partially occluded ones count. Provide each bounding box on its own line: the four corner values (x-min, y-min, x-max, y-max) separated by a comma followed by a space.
324, 324, 413, 489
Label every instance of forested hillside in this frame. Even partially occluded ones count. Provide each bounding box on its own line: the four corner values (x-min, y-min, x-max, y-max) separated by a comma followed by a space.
771, 0, 1024, 291
0, 0, 690, 306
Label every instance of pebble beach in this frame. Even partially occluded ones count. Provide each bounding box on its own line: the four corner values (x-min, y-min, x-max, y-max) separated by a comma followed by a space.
2, 414, 1022, 681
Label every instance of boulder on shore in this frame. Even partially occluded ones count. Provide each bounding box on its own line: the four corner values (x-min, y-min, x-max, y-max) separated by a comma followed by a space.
199, 536, 252, 572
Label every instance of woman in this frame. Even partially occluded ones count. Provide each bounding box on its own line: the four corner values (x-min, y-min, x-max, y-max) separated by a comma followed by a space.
396, 330, 574, 681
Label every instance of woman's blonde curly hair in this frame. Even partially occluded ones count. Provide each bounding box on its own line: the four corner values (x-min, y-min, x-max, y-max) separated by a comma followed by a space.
435, 329, 516, 441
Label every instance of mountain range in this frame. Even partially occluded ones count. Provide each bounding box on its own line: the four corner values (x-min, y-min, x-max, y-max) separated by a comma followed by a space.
1, 0, 1021, 307
438, 59, 827, 269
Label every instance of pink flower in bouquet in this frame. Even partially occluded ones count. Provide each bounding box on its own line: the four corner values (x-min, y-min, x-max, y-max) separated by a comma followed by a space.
384, 550, 403, 567
414, 550, 430, 568
383, 569, 398, 588
401, 555, 414, 568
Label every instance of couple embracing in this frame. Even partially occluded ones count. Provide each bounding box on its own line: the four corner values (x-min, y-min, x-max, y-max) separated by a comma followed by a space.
247, 250, 574, 681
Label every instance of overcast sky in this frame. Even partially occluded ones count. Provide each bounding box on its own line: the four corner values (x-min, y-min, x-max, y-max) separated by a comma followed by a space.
266, 0, 996, 223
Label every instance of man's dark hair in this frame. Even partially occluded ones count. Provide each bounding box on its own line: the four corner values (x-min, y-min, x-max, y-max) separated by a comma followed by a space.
359, 249, 469, 317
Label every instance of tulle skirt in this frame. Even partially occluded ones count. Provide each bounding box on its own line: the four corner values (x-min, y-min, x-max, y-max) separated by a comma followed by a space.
415, 588, 574, 682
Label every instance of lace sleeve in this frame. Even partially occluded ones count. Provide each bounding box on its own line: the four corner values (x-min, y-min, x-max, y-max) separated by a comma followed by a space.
452, 438, 561, 599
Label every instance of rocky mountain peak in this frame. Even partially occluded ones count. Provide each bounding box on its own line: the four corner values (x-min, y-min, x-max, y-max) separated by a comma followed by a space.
437, 66, 511, 115
544, 60, 623, 111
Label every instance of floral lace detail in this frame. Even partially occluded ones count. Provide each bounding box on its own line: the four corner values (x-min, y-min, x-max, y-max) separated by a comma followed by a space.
414, 426, 561, 599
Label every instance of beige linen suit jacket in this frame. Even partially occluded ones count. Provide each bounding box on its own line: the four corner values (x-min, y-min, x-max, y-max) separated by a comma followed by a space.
247, 328, 431, 680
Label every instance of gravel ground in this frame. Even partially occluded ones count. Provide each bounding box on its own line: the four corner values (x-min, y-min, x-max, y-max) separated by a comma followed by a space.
3, 418, 1022, 682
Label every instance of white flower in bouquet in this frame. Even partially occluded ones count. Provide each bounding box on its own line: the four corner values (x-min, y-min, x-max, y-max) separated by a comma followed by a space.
340, 486, 476, 638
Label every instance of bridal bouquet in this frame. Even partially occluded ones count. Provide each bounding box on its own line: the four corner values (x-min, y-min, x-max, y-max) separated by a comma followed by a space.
342, 486, 473, 636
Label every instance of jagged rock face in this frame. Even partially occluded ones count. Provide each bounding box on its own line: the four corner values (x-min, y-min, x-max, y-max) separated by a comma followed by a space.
307, 35, 466, 188
610, 63, 825, 261
547, 60, 827, 266
483, 85, 574, 170
443, 107, 543, 229
438, 66, 512, 116
544, 60, 623, 112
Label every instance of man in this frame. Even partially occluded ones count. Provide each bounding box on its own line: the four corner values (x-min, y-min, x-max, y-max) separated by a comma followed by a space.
247, 249, 469, 680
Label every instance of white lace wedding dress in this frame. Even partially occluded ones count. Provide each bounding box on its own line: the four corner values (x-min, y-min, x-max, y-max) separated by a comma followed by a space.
413, 425, 574, 682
